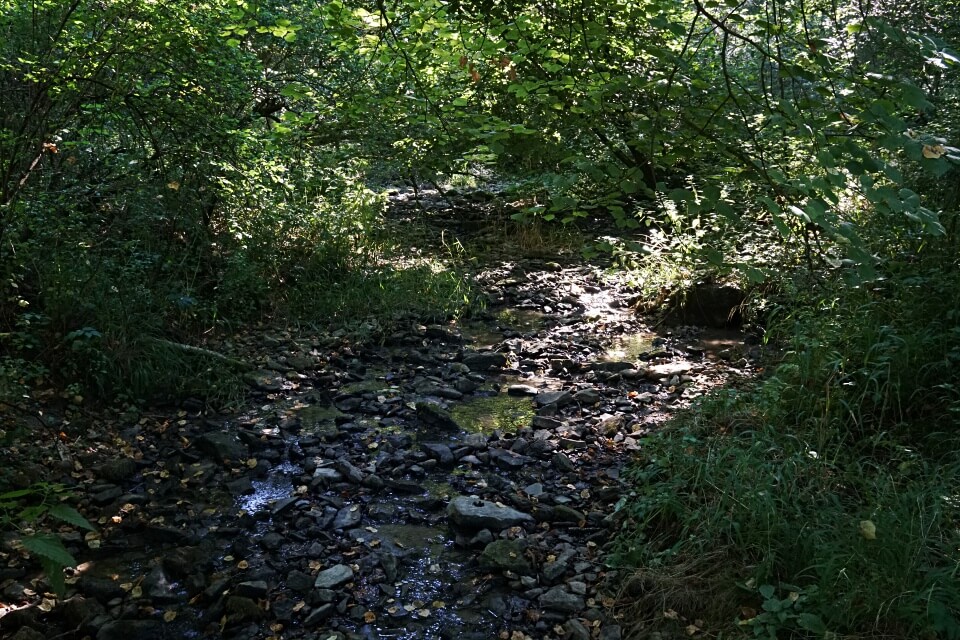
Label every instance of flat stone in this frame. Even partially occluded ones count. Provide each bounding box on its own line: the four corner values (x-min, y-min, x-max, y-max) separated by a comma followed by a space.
507, 384, 538, 396
235, 580, 269, 599
479, 539, 533, 575
572, 388, 601, 404
539, 586, 585, 613
489, 447, 528, 471
244, 369, 285, 392
195, 432, 248, 464
421, 442, 455, 466
564, 618, 591, 640
463, 352, 508, 370
95, 458, 137, 482
314, 564, 354, 589
447, 496, 533, 532
536, 390, 573, 408
286, 570, 314, 593
333, 505, 362, 529
416, 402, 461, 430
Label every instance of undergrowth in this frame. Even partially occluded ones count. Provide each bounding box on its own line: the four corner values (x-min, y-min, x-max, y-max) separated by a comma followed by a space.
612, 251, 960, 639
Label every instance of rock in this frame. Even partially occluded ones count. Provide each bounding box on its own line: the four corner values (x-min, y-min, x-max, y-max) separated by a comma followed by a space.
552, 505, 586, 523
234, 580, 269, 599
447, 496, 533, 532
488, 448, 528, 471
463, 352, 508, 370
599, 625, 623, 640
335, 460, 364, 484
540, 586, 585, 613
303, 603, 334, 625
195, 432, 248, 464
647, 362, 693, 380
590, 361, 634, 373
61, 596, 104, 628
225, 595, 265, 623
421, 442, 455, 466
314, 564, 354, 589
333, 505, 362, 529
79, 576, 125, 603
507, 384, 538, 396
95, 458, 137, 482
143, 566, 182, 603
286, 570, 314, 593
552, 452, 576, 473
244, 369, 285, 392
572, 388, 601, 404
10, 628, 45, 640
479, 539, 533, 575
416, 402, 461, 430
564, 618, 591, 640
536, 390, 573, 408
96, 620, 164, 640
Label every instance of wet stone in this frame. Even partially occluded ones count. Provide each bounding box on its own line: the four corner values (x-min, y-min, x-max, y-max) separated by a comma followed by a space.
480, 539, 534, 575
314, 564, 354, 589
195, 432, 248, 464
462, 352, 508, 370
333, 505, 362, 529
507, 384, 538, 396
286, 570, 313, 593
416, 402, 461, 430
540, 586, 585, 613
536, 390, 573, 408
421, 442, 455, 466
565, 619, 592, 640
95, 458, 137, 482
448, 496, 534, 532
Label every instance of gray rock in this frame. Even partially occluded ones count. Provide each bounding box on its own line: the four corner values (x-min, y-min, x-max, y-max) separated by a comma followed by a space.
564, 618, 591, 640
479, 539, 533, 575
421, 442, 455, 466
314, 564, 354, 589
95, 458, 137, 482
552, 452, 576, 472
244, 369, 285, 392
195, 432, 248, 464
599, 624, 623, 640
303, 603, 334, 625
235, 580, 269, 599
416, 402, 461, 430
142, 566, 182, 603
96, 620, 164, 640
507, 384, 538, 396
335, 460, 364, 484
489, 447, 528, 471
61, 595, 104, 628
590, 361, 635, 373
333, 505, 362, 529
552, 505, 586, 523
572, 388, 602, 404
536, 390, 573, 408
286, 570, 313, 593
448, 496, 533, 532
539, 586, 585, 613
463, 352, 508, 370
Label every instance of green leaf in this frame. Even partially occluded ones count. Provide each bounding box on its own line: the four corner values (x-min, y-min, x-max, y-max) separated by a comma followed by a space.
40, 556, 66, 597
798, 613, 827, 634
48, 504, 95, 531
20, 534, 76, 567
758, 584, 776, 599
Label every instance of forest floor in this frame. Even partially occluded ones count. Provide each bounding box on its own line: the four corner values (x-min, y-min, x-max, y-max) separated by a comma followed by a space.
0, 189, 764, 640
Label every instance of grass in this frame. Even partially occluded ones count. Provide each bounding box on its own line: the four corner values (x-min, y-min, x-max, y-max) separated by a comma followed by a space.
611, 253, 960, 639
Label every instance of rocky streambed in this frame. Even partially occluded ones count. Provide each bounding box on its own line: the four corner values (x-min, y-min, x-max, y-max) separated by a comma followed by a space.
0, 201, 761, 640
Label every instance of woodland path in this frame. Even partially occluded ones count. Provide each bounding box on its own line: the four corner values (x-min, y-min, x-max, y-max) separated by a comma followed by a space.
0, 189, 759, 640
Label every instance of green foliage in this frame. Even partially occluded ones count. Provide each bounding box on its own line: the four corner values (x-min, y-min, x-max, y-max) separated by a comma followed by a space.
613, 246, 960, 638
0, 484, 95, 596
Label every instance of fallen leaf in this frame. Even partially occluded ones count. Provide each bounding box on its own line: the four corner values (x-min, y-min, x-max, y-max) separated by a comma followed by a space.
363, 611, 377, 623
859, 519, 877, 540
163, 610, 177, 622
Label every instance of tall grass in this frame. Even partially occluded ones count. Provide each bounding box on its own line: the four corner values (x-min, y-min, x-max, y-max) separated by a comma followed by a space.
612, 253, 960, 639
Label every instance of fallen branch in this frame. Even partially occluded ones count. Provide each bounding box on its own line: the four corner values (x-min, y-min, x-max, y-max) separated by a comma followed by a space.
149, 338, 253, 371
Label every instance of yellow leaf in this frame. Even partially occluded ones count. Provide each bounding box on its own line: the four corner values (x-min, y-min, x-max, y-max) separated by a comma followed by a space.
246, 458, 258, 469
363, 611, 377, 623
923, 144, 945, 159
859, 519, 877, 540
167, 181, 180, 191
163, 610, 177, 622
237, 560, 250, 569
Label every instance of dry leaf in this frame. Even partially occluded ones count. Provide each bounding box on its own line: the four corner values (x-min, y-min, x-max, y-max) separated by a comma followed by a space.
163, 610, 177, 622
363, 611, 377, 623
859, 519, 877, 540
237, 560, 250, 569
922, 144, 945, 159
